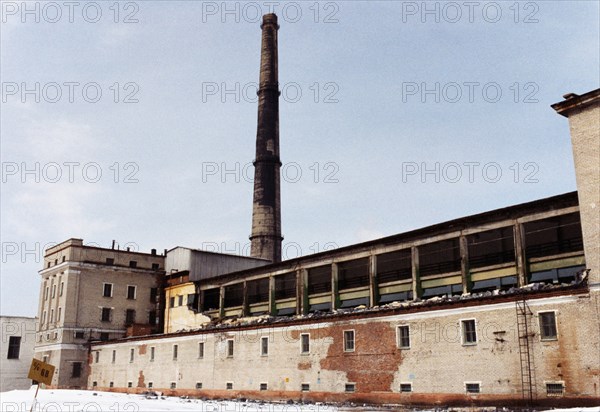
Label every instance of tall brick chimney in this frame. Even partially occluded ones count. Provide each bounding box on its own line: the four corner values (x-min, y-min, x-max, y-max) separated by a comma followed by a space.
250, 13, 283, 263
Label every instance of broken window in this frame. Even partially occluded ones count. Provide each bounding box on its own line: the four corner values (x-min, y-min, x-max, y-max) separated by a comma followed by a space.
419, 239, 461, 276
397, 326, 410, 349
468, 227, 515, 269
125, 309, 135, 325
379, 290, 413, 304
203, 288, 220, 311
7, 336, 21, 359
275, 272, 296, 300
187, 293, 199, 311
224, 283, 244, 308
539, 312, 557, 340
71, 362, 82, 378
338, 258, 369, 290
170, 382, 176, 389
307, 265, 331, 295
524, 213, 583, 258
152, 263, 159, 271
344, 330, 355, 352
377, 249, 412, 283
462, 320, 477, 345
248, 278, 269, 304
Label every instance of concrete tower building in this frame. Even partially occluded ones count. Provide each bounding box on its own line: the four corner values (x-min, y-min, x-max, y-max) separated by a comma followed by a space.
250, 13, 283, 263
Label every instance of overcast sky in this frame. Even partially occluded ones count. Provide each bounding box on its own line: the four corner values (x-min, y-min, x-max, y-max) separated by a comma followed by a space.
1, 1, 599, 317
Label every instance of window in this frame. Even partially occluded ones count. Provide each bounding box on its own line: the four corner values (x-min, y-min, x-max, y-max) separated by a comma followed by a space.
546, 382, 564, 396
62, 256, 65, 262
100, 332, 109, 341
307, 265, 332, 295
226, 382, 233, 390
94, 351, 99, 363
275, 272, 296, 300
397, 325, 410, 349
301, 334, 310, 354
195, 382, 202, 389
260, 383, 268, 391
248, 278, 270, 304
465, 383, 480, 394
7, 336, 21, 359
57, 307, 61, 322
106, 258, 114, 265
539, 312, 558, 340
338, 258, 369, 290
101, 308, 112, 322
150, 347, 155, 361
129, 260, 137, 268
112, 350, 116, 363
198, 342, 204, 359
227, 339, 234, 357
148, 382, 153, 389
461, 320, 477, 345
129, 348, 134, 362
109, 382, 114, 388
103, 283, 113, 297
44, 285, 48, 300
400, 383, 412, 393
178, 295, 183, 306
50, 309, 54, 323
173, 344, 178, 360
344, 330, 355, 352
125, 309, 136, 325
149, 311, 157, 325
42, 355, 48, 363
52, 285, 56, 298
42, 311, 46, 324
150, 288, 158, 302
169, 297, 175, 308
224, 283, 244, 308
59, 282, 64, 296
261, 337, 269, 356
152, 263, 160, 270
47, 262, 51, 268
127, 382, 133, 388
127, 285, 136, 300
71, 362, 82, 378
92, 381, 97, 387
74, 331, 84, 339
345, 383, 356, 392
301, 383, 310, 392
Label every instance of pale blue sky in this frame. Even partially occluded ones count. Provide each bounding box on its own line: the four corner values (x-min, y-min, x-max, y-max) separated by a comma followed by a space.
1, 1, 599, 316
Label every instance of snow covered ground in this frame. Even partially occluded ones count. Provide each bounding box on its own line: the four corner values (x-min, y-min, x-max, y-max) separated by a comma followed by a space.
0, 388, 598, 412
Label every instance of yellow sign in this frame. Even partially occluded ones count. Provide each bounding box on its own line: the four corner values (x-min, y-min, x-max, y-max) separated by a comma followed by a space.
27, 359, 55, 386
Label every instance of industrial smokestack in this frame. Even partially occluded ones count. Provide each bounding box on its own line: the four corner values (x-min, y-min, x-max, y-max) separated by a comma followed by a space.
250, 13, 283, 263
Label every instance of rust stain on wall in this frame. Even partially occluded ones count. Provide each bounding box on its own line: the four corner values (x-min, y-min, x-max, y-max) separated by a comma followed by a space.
137, 370, 145, 388
318, 322, 402, 392
138, 344, 147, 355
298, 361, 311, 370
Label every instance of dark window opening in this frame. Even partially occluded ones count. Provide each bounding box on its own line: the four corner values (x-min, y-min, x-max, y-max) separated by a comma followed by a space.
248, 278, 270, 304
129, 260, 137, 268
106, 258, 114, 265
309, 302, 331, 313
103, 284, 112, 298
308, 265, 331, 295
150, 288, 158, 303
224, 283, 243, 308
400, 383, 412, 393
466, 383, 480, 394
275, 272, 296, 300
468, 227, 515, 269
301, 383, 310, 392
277, 307, 296, 316
226, 382, 233, 390
203, 288, 220, 311
100, 332, 109, 341
152, 263, 159, 271
125, 309, 135, 325
462, 320, 477, 344
178, 295, 183, 306
377, 249, 412, 283
524, 213, 583, 258
196, 382, 202, 389
338, 258, 369, 290
398, 326, 410, 349
187, 293, 199, 311
170, 382, 176, 389
339, 297, 369, 308
546, 383, 564, 396
530, 265, 585, 285
345, 383, 356, 393
7, 336, 21, 359
101, 308, 112, 322
419, 239, 461, 276
71, 362, 82, 378
260, 383, 268, 391
127, 286, 136, 300
74, 331, 85, 339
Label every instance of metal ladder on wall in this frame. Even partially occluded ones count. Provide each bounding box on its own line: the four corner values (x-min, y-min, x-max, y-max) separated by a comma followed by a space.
516, 299, 536, 405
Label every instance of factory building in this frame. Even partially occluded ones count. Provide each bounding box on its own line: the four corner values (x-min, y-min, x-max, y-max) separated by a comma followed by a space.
34, 14, 599, 407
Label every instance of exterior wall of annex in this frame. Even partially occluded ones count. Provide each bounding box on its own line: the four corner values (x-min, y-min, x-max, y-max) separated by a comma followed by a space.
0, 316, 37, 392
